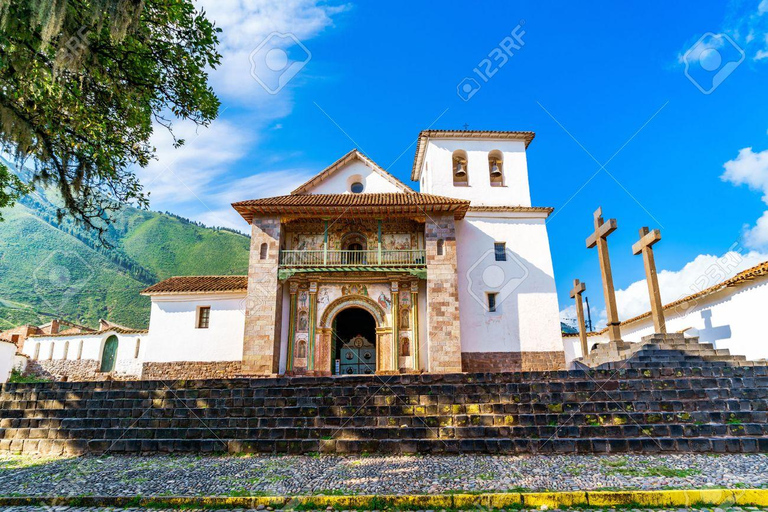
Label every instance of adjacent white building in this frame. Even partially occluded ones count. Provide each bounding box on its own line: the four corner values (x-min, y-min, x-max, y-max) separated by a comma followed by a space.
562, 260, 768, 365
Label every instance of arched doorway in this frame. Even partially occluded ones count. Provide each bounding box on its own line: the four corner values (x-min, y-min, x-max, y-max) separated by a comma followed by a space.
332, 307, 376, 375
341, 232, 367, 265
100, 335, 118, 372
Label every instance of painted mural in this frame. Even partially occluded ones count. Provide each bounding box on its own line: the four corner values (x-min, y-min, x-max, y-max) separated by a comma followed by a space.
291, 234, 324, 251
382, 233, 413, 250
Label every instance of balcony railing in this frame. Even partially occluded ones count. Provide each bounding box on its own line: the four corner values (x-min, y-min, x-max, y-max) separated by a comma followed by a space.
279, 249, 426, 267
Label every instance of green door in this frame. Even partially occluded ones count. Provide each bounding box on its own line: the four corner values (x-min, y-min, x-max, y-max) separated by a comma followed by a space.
100, 335, 118, 372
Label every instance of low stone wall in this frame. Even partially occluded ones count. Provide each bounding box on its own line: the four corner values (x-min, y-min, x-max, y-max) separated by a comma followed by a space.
141, 361, 242, 380
26, 360, 104, 381
461, 351, 565, 372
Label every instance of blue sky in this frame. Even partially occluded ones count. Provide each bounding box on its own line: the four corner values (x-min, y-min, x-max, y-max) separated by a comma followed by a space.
139, 0, 768, 327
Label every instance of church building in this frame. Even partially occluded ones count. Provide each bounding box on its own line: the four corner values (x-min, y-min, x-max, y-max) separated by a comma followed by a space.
18, 129, 565, 380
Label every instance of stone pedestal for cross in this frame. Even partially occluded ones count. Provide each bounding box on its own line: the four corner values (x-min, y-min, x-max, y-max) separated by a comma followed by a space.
632, 226, 666, 334
585, 207, 622, 342
569, 279, 589, 357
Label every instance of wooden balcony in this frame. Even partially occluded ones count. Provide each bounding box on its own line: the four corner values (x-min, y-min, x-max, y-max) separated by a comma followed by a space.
279, 249, 426, 274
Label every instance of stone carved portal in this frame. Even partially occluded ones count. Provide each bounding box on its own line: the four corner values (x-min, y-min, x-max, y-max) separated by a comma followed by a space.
319, 295, 391, 375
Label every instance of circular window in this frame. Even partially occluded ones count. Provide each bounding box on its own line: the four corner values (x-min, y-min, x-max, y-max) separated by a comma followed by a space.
350, 182, 364, 193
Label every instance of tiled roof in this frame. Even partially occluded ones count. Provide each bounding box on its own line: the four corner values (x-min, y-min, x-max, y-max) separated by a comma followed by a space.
562, 260, 768, 337
232, 193, 470, 223
291, 149, 414, 195
411, 129, 536, 180
468, 206, 554, 216
141, 275, 248, 296
28, 327, 148, 338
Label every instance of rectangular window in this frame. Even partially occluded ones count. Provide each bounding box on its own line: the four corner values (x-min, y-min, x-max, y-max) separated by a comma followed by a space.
197, 306, 211, 329
487, 293, 497, 313
494, 242, 506, 261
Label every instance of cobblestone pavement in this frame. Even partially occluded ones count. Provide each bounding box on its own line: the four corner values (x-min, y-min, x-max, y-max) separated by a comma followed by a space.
1, 453, 767, 496
3, 509, 768, 512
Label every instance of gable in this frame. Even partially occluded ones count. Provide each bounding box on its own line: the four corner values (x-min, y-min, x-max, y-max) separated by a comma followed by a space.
291, 149, 413, 195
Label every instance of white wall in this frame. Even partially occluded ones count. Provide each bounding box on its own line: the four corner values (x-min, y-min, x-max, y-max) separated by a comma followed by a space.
418, 139, 531, 206
145, 293, 246, 362
456, 212, 562, 354
0, 340, 16, 383
20, 331, 145, 376
562, 279, 768, 364
307, 160, 406, 194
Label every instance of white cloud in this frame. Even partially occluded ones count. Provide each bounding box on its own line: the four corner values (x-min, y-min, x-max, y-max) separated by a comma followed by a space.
197, 168, 315, 230
615, 249, 768, 321
563, 249, 768, 331
559, 304, 577, 326
137, 119, 253, 204
677, 2, 768, 63
744, 210, 768, 247
197, 0, 346, 106
722, 146, 768, 249
137, 1, 347, 227
722, 146, 768, 201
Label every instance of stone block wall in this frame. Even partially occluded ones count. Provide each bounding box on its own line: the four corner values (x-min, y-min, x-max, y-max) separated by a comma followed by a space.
461, 351, 566, 372
242, 216, 283, 375
425, 215, 463, 373
27, 360, 108, 381
141, 361, 242, 380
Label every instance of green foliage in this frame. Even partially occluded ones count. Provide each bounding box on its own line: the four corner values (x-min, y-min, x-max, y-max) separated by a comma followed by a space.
0, 0, 221, 238
8, 368, 49, 383
0, 186, 249, 329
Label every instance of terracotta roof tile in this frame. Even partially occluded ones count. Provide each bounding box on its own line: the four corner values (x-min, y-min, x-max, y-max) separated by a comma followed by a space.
232, 193, 470, 223
468, 206, 554, 216
141, 275, 248, 296
28, 327, 148, 338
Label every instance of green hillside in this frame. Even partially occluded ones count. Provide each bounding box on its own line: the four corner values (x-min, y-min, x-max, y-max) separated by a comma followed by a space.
0, 177, 250, 330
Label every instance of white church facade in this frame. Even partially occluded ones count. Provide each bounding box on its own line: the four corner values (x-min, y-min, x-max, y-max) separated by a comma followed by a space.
15, 129, 566, 380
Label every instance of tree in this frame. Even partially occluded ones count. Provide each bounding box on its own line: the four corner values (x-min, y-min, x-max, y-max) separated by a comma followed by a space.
0, 0, 221, 238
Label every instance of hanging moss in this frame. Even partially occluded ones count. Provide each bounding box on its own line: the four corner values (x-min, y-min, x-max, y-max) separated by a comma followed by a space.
0, 0, 221, 241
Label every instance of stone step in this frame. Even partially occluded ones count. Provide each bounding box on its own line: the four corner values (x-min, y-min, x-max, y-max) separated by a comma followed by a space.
3, 436, 767, 456
2, 394, 768, 418
4, 368, 768, 455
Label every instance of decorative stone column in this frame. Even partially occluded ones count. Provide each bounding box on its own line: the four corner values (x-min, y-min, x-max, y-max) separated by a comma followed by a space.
389, 281, 399, 373
375, 326, 395, 375
317, 327, 332, 377
411, 281, 420, 372
307, 281, 319, 373
242, 216, 283, 375
286, 282, 298, 373
425, 215, 463, 373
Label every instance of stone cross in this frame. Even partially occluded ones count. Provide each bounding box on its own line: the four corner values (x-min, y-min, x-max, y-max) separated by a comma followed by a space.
569, 279, 588, 357
632, 227, 666, 334
585, 207, 622, 342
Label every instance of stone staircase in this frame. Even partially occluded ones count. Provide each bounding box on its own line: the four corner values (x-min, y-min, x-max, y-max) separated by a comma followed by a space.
576, 333, 768, 370
2, 367, 768, 456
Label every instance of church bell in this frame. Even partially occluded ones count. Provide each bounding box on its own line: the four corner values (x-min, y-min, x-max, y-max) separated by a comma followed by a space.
454, 160, 467, 177
490, 160, 502, 177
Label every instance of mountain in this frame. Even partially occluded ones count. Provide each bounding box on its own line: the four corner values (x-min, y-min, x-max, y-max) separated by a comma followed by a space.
561, 322, 578, 334
0, 160, 250, 330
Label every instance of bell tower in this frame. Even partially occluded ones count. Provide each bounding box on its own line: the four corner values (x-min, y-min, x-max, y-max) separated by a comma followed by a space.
411, 130, 535, 206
